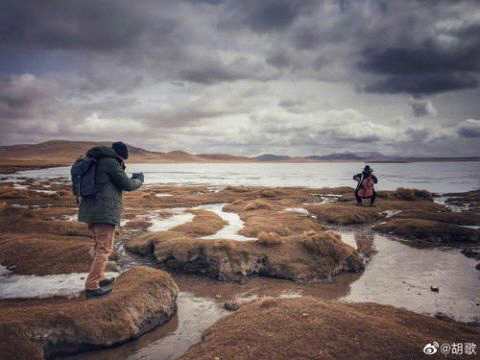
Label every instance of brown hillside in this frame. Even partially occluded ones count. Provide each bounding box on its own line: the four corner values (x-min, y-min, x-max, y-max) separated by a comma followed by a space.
0, 140, 158, 162
198, 153, 256, 162
0, 140, 252, 167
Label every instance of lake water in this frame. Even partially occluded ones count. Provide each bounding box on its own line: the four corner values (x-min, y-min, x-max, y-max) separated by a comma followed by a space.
5, 161, 480, 193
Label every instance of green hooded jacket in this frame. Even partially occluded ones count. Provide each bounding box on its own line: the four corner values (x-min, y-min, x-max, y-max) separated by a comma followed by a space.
78, 146, 143, 225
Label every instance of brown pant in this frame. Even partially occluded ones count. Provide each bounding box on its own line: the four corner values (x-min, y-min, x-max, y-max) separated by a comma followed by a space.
85, 223, 115, 290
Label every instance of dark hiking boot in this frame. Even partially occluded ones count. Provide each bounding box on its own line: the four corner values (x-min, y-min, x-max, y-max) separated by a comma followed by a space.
86, 286, 112, 299
99, 277, 115, 287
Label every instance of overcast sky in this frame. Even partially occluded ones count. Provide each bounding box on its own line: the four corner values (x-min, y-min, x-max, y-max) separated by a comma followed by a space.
1, 0, 480, 156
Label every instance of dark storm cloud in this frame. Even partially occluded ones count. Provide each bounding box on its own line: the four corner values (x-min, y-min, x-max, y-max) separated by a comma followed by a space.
278, 100, 303, 109
184, 0, 225, 4
409, 98, 436, 118
266, 52, 292, 69
360, 42, 480, 76
179, 63, 249, 84
358, 5, 480, 95
458, 127, 480, 138
2, 0, 479, 92
457, 120, 480, 138
292, 27, 320, 50
327, 132, 380, 143
364, 74, 478, 96
222, 0, 318, 33
0, 74, 57, 119
0, 0, 157, 52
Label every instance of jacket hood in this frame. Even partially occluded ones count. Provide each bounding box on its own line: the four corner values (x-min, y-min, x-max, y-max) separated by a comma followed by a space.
86, 146, 120, 160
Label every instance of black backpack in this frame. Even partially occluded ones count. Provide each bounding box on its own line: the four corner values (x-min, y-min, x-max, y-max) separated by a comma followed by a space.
71, 156, 97, 202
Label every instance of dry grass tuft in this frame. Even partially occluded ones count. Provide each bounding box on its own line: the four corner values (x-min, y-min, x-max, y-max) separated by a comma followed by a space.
256, 231, 283, 247
243, 199, 273, 211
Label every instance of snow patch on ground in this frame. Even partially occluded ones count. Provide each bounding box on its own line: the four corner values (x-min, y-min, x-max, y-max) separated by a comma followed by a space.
236, 290, 303, 305
155, 193, 173, 197
207, 186, 225, 193
62, 214, 78, 222
148, 208, 195, 232
310, 194, 342, 204
382, 210, 402, 218
284, 207, 310, 216
0, 267, 118, 299
460, 225, 480, 230
195, 203, 257, 241
13, 184, 29, 190
11, 204, 28, 209
32, 189, 57, 195
0, 265, 12, 276
336, 231, 358, 250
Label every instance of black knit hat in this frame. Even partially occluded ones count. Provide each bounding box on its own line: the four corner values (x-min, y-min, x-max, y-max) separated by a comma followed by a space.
112, 141, 128, 159
363, 165, 373, 174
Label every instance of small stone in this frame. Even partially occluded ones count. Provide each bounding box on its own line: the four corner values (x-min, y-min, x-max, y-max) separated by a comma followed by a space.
302, 312, 309, 317
434, 312, 452, 321
224, 301, 240, 311
430, 286, 439, 293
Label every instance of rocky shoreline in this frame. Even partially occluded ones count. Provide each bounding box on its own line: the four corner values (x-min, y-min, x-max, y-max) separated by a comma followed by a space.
0, 175, 479, 359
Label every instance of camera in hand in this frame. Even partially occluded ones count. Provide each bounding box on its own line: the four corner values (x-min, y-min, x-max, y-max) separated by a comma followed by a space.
132, 172, 144, 182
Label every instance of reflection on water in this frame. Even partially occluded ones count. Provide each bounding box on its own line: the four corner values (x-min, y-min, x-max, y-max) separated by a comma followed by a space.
339, 228, 480, 323
63, 292, 227, 360
434, 195, 471, 212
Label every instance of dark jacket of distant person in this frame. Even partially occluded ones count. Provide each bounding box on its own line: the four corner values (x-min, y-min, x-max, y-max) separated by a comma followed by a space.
78, 146, 143, 225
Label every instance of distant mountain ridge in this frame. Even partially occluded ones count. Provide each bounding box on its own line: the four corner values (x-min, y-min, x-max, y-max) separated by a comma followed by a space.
0, 140, 479, 165
0, 140, 249, 164
255, 154, 291, 161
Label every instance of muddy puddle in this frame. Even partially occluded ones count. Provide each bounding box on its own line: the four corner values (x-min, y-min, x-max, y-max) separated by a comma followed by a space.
0, 267, 118, 300
62, 292, 227, 360
339, 228, 480, 323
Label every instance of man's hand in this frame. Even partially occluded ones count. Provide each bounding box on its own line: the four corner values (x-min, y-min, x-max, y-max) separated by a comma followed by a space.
132, 172, 144, 183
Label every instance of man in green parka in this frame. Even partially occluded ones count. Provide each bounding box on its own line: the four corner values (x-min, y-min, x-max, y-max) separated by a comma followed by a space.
78, 142, 144, 298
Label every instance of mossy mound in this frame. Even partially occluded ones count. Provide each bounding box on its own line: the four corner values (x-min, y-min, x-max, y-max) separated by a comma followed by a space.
0, 206, 89, 237
171, 209, 227, 237
391, 209, 480, 226
180, 297, 479, 360
305, 203, 382, 225
379, 187, 433, 201
0, 267, 178, 360
373, 218, 480, 244
0, 234, 92, 275
128, 229, 363, 282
